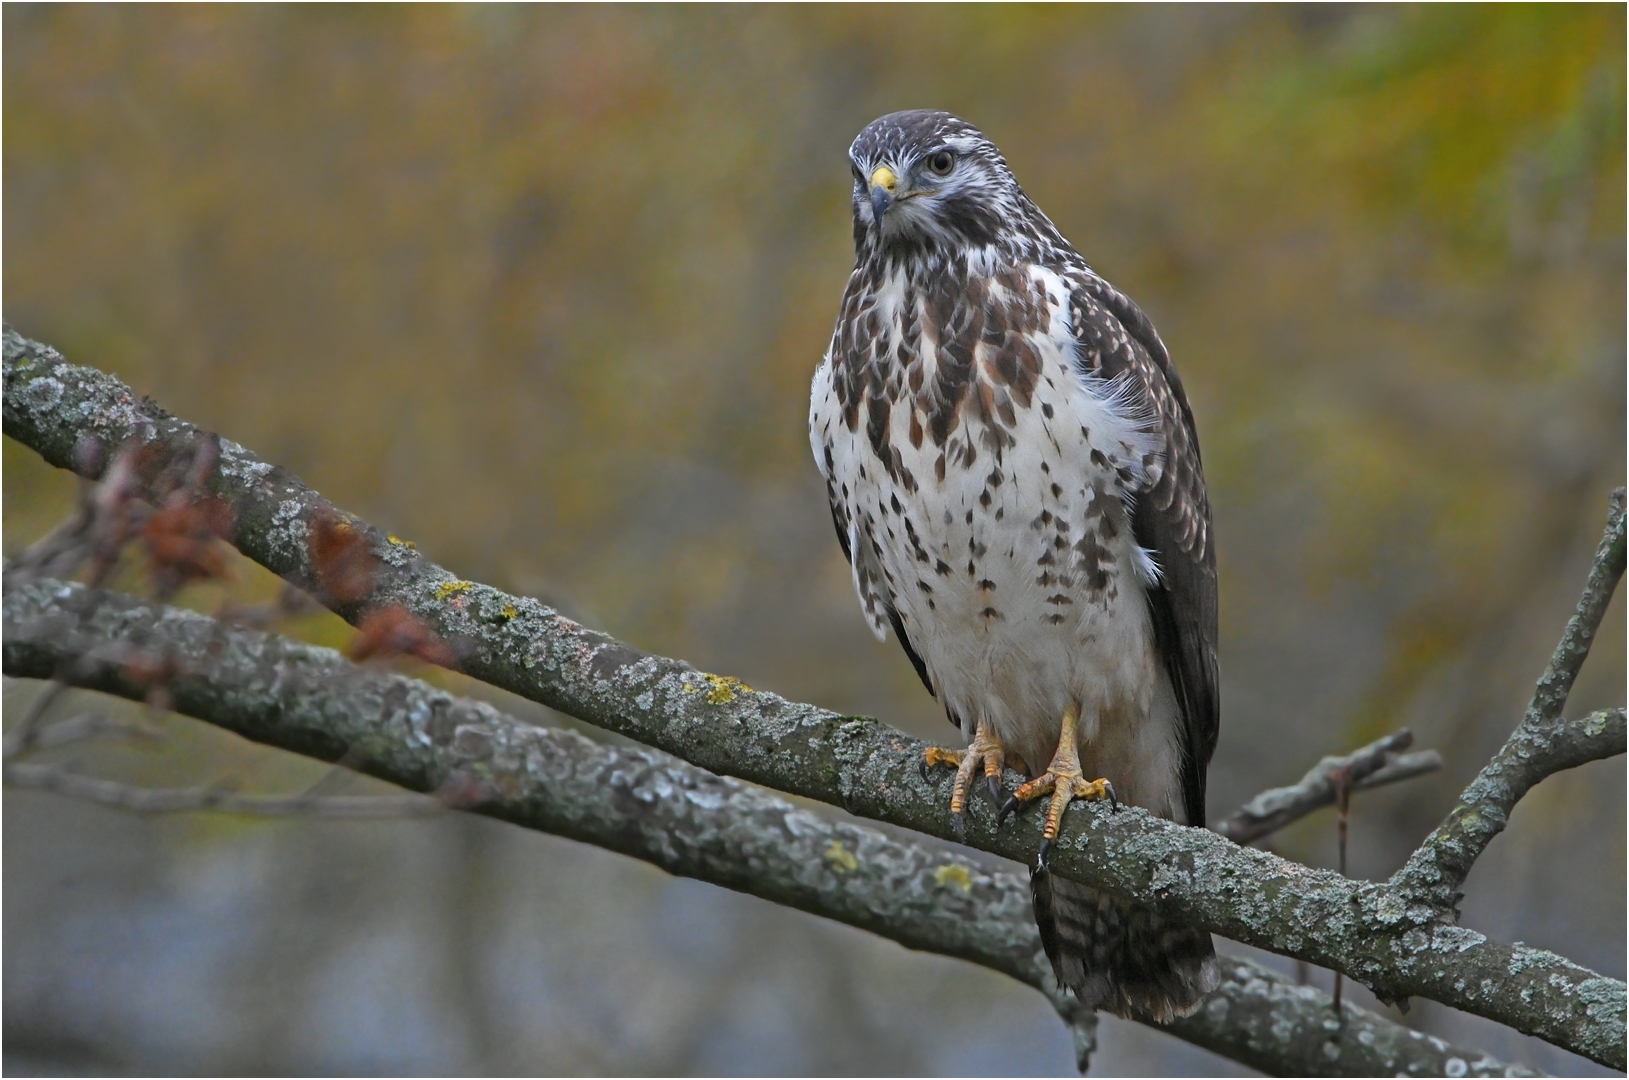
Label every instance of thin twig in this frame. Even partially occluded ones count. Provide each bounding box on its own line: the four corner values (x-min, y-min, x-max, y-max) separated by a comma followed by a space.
2, 679, 69, 759
1213, 730, 1440, 845
1332, 765, 1351, 1014
4, 761, 450, 818
1357, 750, 1442, 789
25, 711, 166, 751
296, 744, 374, 799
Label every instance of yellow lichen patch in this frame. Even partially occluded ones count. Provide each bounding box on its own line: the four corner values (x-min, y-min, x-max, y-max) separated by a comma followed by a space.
500, 602, 519, 620
824, 840, 860, 873
934, 864, 973, 893
387, 534, 417, 550
682, 672, 751, 704
434, 579, 473, 601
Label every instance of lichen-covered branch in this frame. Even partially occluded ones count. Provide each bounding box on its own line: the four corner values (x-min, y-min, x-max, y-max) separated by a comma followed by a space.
0, 576, 1543, 1079
1215, 730, 1443, 845
4, 327, 1622, 1068
1395, 493, 1626, 911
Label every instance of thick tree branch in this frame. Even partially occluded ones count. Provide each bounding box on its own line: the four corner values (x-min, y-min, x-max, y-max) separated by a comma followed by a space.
1215, 730, 1443, 845
1395, 494, 1626, 910
0, 576, 1543, 1078
4, 327, 1622, 1068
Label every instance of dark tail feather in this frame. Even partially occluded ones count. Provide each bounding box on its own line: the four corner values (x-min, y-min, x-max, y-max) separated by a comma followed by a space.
1032, 861, 1218, 1022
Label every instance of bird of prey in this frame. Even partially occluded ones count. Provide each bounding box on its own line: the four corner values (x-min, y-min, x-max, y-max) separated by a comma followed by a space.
809, 110, 1219, 1020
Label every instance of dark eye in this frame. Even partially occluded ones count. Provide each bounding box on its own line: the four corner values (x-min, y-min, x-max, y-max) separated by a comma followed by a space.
927, 150, 954, 176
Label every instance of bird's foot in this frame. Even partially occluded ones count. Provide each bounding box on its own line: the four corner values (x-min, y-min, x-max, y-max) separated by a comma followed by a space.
1005, 769, 1117, 862
995, 703, 1116, 863
920, 719, 1009, 841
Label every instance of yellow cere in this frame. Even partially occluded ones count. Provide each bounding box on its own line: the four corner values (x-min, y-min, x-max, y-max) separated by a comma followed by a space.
934, 864, 973, 893
869, 165, 897, 194
823, 840, 859, 873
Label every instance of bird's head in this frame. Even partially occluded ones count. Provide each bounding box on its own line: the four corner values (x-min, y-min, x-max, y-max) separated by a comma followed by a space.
847, 110, 1023, 259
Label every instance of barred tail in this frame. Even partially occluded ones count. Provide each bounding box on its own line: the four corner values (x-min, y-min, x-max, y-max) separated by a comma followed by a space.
1031, 862, 1218, 1022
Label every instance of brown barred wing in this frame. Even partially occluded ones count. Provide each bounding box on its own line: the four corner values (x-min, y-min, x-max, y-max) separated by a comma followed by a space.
1071, 277, 1219, 829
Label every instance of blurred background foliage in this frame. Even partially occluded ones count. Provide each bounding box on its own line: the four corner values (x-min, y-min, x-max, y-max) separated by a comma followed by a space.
3, 5, 1623, 1075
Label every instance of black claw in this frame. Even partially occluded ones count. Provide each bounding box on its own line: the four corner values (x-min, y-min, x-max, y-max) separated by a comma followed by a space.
1104, 780, 1119, 811
918, 757, 930, 783
997, 794, 1021, 825
986, 774, 1005, 805
951, 811, 967, 843
1037, 837, 1054, 867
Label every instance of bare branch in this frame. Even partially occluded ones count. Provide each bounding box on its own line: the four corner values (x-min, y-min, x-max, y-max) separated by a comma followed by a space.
4, 326, 1621, 1068
0, 576, 1542, 1078
21, 710, 165, 751
1215, 730, 1443, 845
1359, 750, 1444, 790
3, 760, 450, 817
2, 677, 69, 759
1396, 492, 1626, 910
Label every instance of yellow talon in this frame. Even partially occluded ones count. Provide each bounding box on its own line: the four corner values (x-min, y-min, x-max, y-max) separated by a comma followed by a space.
921, 718, 1009, 840
1000, 702, 1117, 843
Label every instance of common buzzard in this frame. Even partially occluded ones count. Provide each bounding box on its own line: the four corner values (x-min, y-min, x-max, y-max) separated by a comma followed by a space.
809, 110, 1219, 1020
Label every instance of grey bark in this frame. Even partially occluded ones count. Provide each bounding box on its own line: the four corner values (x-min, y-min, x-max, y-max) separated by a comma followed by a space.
3, 325, 1623, 1069
1, 574, 1542, 1078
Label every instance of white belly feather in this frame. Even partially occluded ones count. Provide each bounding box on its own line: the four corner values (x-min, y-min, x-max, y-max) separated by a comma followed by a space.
811, 264, 1187, 818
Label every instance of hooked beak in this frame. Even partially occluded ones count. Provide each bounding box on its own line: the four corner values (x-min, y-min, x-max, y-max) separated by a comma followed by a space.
869, 165, 897, 221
